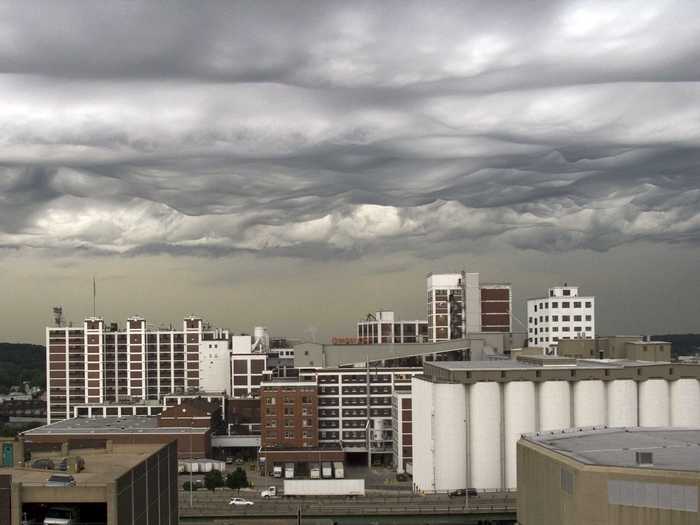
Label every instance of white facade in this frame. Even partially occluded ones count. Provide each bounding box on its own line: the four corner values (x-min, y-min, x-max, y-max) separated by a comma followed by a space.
199, 340, 231, 395
231, 335, 253, 354
527, 285, 595, 350
391, 391, 412, 474
426, 273, 468, 342
412, 375, 700, 493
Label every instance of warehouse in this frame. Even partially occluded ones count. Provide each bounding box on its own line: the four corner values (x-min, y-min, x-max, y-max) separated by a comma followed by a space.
518, 427, 700, 525
411, 356, 700, 493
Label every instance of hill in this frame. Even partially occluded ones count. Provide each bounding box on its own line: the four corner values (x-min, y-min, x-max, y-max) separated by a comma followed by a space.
0, 342, 46, 394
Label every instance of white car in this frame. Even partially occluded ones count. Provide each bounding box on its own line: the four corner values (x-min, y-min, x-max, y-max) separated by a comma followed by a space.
229, 497, 254, 506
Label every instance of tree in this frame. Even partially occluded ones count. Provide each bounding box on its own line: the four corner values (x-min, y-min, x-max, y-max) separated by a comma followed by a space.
226, 467, 249, 493
204, 469, 225, 491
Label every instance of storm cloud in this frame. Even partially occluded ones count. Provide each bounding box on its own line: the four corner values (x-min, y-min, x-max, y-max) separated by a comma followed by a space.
1, 0, 700, 259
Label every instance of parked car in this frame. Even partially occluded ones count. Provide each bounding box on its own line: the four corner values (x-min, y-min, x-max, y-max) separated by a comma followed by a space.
225, 457, 234, 465
32, 459, 55, 470
228, 497, 254, 506
47, 474, 76, 487
43, 506, 79, 525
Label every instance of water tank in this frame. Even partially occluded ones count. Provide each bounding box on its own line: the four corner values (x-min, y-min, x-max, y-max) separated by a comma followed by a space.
671, 379, 700, 426
433, 383, 467, 491
199, 461, 212, 473
504, 381, 535, 489
189, 461, 199, 473
469, 382, 502, 490
639, 379, 670, 427
573, 380, 605, 427
538, 381, 571, 431
606, 380, 637, 427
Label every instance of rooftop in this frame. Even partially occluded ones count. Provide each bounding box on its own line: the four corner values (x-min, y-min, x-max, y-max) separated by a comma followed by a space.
22, 416, 209, 435
3, 442, 165, 485
523, 427, 700, 472
427, 358, 668, 371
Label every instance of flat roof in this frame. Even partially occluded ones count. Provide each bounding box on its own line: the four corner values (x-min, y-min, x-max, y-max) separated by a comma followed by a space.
22, 416, 209, 436
524, 427, 700, 472
4, 442, 165, 485
428, 358, 669, 371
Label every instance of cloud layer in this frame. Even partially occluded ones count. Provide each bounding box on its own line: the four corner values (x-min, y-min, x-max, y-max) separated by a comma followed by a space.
2, 0, 700, 258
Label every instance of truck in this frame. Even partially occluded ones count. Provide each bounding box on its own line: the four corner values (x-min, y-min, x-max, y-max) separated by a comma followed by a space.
283, 479, 365, 497
309, 463, 321, 479
260, 485, 279, 498
272, 465, 283, 478
333, 461, 344, 479
284, 462, 295, 479
43, 506, 80, 525
321, 462, 332, 478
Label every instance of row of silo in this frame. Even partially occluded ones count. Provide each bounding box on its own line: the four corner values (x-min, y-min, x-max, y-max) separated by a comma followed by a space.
412, 376, 700, 493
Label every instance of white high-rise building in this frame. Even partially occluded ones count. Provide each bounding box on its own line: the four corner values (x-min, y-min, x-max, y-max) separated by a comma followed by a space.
527, 284, 595, 349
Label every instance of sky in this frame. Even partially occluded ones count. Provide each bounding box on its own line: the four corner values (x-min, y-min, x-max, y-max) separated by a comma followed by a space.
1, 0, 699, 344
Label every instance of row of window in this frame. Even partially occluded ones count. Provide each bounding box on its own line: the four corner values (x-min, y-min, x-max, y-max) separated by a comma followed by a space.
531, 314, 592, 324
530, 326, 593, 334
533, 301, 592, 312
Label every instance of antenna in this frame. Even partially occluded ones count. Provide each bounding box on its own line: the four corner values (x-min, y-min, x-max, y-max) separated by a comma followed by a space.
52, 306, 64, 327
92, 276, 96, 317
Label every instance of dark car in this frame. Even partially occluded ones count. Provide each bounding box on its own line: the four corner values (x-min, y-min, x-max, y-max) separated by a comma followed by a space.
47, 474, 76, 487
31, 458, 55, 470
448, 488, 478, 498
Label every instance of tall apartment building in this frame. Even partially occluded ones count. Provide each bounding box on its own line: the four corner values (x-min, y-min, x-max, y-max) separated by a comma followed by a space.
46, 316, 227, 423
427, 272, 512, 342
356, 311, 429, 344
527, 285, 595, 349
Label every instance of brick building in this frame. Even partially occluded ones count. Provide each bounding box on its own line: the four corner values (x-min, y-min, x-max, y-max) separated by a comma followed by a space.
45, 316, 227, 423
260, 380, 318, 449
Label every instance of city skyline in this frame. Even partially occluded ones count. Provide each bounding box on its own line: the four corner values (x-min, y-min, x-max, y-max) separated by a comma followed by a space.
1, 1, 699, 343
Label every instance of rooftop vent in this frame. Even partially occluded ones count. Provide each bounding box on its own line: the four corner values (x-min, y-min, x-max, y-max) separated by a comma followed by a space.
635, 451, 653, 466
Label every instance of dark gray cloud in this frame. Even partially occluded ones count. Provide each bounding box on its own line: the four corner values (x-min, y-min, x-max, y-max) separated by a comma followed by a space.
1, 0, 700, 259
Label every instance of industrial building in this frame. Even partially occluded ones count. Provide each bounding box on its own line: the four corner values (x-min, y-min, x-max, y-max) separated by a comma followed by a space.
0, 439, 177, 525
411, 357, 700, 493
427, 273, 512, 342
356, 311, 429, 344
527, 284, 595, 350
557, 335, 672, 361
21, 415, 212, 459
518, 427, 700, 525
391, 391, 412, 474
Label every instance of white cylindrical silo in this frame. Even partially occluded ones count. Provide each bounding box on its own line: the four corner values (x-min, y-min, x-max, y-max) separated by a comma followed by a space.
538, 381, 571, 432
469, 382, 501, 490
606, 380, 638, 427
639, 379, 670, 427
434, 383, 467, 491
189, 461, 199, 473
671, 379, 700, 426
504, 381, 535, 489
573, 380, 605, 427
411, 376, 434, 493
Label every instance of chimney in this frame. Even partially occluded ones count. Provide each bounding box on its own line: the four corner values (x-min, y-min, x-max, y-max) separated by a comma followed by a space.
635, 451, 653, 466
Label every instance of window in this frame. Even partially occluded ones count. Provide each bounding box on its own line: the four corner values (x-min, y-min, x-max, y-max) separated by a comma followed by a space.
539, 316, 543, 322
285, 419, 294, 428
266, 419, 277, 428
574, 315, 581, 321
528, 317, 532, 323
585, 301, 592, 308
284, 407, 294, 416
562, 302, 570, 308
586, 326, 592, 331
563, 289, 571, 296
284, 431, 294, 439
302, 419, 312, 427
552, 302, 558, 308
265, 407, 275, 416
585, 315, 592, 321
574, 326, 582, 332
552, 315, 559, 322
552, 327, 558, 332
573, 301, 581, 308
302, 396, 312, 404
265, 397, 276, 405
562, 327, 570, 332
562, 315, 570, 321
534, 305, 537, 312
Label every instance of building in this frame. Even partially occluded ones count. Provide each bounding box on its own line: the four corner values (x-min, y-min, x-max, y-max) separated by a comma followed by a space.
0, 440, 177, 525
427, 273, 512, 342
158, 398, 222, 429
558, 335, 672, 361
527, 284, 595, 349
198, 337, 231, 394
45, 316, 228, 423
356, 311, 429, 344
21, 416, 211, 459
260, 379, 318, 449
231, 352, 267, 399
411, 357, 700, 493
518, 427, 700, 525
391, 391, 412, 474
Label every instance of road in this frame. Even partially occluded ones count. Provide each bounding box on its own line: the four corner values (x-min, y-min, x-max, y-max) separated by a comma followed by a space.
179, 489, 516, 519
